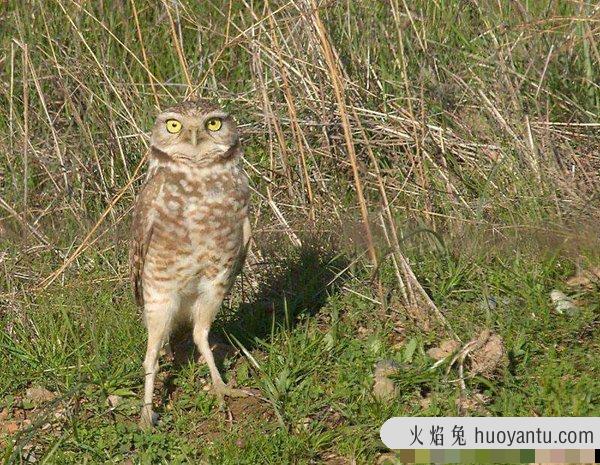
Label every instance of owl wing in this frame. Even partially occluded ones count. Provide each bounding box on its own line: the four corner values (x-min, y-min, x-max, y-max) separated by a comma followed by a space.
226, 209, 252, 295
236, 216, 252, 275
129, 169, 165, 307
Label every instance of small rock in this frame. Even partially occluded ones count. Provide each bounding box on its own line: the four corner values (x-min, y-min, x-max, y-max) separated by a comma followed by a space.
427, 339, 460, 360
566, 275, 592, 288
357, 326, 370, 338
25, 386, 55, 405
374, 360, 400, 378
373, 360, 399, 402
550, 290, 579, 316
566, 267, 600, 289
372, 381, 397, 401
2, 421, 19, 435
470, 333, 507, 377
296, 417, 311, 432
107, 395, 122, 408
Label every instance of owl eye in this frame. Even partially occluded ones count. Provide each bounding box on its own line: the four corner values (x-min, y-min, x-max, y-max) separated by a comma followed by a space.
166, 119, 182, 134
205, 117, 223, 132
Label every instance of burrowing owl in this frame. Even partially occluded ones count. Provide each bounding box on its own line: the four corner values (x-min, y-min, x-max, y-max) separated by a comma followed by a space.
130, 99, 251, 427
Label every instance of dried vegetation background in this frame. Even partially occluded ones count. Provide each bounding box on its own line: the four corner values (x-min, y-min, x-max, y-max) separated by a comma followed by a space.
0, 0, 599, 463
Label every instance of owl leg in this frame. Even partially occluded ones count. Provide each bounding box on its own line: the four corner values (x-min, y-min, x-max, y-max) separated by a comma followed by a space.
192, 289, 248, 404
140, 298, 175, 428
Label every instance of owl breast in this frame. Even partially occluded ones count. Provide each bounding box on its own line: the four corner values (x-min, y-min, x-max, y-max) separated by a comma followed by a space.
143, 161, 249, 301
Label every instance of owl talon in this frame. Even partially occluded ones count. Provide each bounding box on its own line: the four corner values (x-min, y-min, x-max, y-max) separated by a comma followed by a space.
213, 382, 249, 402
139, 406, 159, 429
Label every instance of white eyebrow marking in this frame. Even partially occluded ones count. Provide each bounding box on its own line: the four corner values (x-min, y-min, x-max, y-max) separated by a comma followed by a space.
158, 112, 183, 120
204, 111, 228, 120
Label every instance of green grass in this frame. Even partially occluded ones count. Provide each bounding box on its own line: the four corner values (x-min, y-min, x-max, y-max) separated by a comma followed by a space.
1, 0, 599, 463
1, 234, 598, 463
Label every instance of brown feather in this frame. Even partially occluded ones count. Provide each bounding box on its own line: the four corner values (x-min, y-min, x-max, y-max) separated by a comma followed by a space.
129, 168, 165, 307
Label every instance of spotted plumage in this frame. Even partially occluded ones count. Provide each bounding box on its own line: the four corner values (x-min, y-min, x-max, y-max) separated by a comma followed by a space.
130, 99, 250, 428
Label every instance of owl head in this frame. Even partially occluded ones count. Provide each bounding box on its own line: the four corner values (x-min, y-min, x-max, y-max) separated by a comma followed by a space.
149, 99, 240, 165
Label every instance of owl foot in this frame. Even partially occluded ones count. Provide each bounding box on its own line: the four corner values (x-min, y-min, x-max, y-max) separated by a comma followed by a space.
214, 382, 249, 398
213, 381, 250, 408
139, 405, 159, 429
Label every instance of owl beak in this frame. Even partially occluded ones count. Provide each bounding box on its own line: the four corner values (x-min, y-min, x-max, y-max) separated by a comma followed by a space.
190, 128, 198, 146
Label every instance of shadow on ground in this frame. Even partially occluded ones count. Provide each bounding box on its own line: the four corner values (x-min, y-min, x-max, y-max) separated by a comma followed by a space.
163, 232, 349, 373
227, 236, 348, 347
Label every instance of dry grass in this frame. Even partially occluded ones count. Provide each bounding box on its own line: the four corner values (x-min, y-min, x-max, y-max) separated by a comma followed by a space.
0, 0, 599, 462
1, 0, 597, 296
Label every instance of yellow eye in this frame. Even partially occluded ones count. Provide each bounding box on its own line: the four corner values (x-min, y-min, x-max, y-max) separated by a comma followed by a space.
206, 117, 222, 132
166, 119, 182, 134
